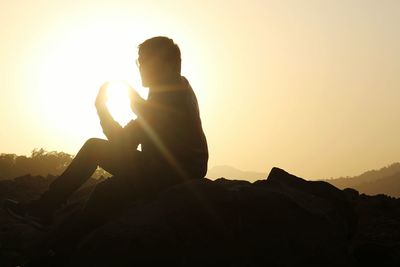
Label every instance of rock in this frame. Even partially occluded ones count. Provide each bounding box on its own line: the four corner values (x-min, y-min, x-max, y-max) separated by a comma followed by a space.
352, 194, 400, 266
0, 168, 399, 266
254, 168, 358, 239
71, 168, 356, 266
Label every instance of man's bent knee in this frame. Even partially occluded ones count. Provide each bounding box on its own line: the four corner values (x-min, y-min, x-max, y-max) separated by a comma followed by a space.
83, 138, 108, 148
80, 138, 109, 154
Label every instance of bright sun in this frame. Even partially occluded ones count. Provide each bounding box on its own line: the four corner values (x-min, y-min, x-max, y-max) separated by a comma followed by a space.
31, 13, 200, 152
106, 81, 136, 126
34, 18, 155, 145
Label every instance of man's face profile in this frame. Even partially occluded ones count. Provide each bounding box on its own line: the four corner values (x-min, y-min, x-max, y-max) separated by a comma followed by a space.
137, 54, 159, 88
137, 54, 176, 88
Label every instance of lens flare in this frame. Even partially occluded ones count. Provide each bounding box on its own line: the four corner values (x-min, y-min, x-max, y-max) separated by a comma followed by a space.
106, 81, 135, 126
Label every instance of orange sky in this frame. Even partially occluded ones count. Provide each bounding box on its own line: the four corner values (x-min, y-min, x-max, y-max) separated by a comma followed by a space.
1, 1, 400, 179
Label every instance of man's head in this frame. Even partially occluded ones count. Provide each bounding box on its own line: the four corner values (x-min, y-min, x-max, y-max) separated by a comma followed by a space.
137, 36, 181, 88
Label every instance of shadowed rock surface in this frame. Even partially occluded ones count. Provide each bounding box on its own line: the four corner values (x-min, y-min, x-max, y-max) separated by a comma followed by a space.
1, 168, 399, 266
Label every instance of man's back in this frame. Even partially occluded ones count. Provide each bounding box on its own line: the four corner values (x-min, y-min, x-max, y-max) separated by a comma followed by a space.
127, 77, 208, 180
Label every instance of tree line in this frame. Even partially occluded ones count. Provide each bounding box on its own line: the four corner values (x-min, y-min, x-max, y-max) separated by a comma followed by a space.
0, 148, 109, 180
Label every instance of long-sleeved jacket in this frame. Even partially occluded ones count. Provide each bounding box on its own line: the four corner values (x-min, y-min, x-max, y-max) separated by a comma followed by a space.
98, 77, 208, 180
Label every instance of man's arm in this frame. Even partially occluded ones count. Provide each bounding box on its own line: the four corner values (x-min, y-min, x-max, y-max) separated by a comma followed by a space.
96, 83, 143, 148
128, 85, 147, 117
95, 83, 123, 141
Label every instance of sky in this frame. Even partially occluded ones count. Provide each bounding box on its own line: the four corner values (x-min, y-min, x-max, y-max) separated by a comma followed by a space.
1, 0, 399, 180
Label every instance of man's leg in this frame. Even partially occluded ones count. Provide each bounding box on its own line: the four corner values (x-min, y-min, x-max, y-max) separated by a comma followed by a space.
33, 169, 150, 264
3, 138, 136, 226
11, 144, 141, 265
34, 138, 128, 211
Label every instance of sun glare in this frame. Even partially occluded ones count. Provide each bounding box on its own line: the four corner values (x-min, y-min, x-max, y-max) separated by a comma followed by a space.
106, 81, 135, 126
34, 17, 158, 144
28, 9, 199, 153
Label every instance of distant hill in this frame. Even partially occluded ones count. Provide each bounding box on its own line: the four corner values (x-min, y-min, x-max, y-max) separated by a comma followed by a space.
206, 165, 267, 182
325, 163, 400, 197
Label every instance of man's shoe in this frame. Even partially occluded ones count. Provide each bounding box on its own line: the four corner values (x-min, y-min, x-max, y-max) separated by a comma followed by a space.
2, 198, 53, 231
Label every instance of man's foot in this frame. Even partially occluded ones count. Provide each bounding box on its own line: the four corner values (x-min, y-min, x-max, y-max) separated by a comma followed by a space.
2, 198, 53, 231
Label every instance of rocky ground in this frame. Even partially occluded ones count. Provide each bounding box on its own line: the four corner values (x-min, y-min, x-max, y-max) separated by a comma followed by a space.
0, 168, 399, 266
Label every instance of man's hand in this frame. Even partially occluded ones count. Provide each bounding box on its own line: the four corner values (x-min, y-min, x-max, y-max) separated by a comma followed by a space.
128, 85, 145, 115
95, 82, 123, 142
95, 82, 109, 109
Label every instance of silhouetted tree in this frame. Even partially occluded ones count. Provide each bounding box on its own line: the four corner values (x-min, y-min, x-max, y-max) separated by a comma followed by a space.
0, 149, 109, 180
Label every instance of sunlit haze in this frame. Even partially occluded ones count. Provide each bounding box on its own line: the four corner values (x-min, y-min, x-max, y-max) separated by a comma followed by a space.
106, 81, 139, 126
1, 1, 400, 179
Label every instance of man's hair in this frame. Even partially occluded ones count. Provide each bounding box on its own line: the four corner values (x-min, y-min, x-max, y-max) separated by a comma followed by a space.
138, 36, 181, 74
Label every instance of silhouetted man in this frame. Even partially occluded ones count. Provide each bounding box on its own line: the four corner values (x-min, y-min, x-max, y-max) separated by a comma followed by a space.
4, 36, 208, 229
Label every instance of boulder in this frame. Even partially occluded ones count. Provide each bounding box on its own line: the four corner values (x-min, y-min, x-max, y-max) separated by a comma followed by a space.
71, 168, 356, 266
0, 168, 399, 266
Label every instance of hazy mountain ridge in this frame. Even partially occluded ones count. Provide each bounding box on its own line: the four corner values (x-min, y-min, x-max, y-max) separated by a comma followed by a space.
324, 162, 400, 197
208, 163, 400, 197
2, 149, 399, 197
206, 165, 267, 182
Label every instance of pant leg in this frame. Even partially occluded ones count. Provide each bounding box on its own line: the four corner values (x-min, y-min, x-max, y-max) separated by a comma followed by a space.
23, 145, 143, 265
83, 160, 182, 225
37, 138, 137, 209
83, 171, 150, 222
39, 169, 151, 263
